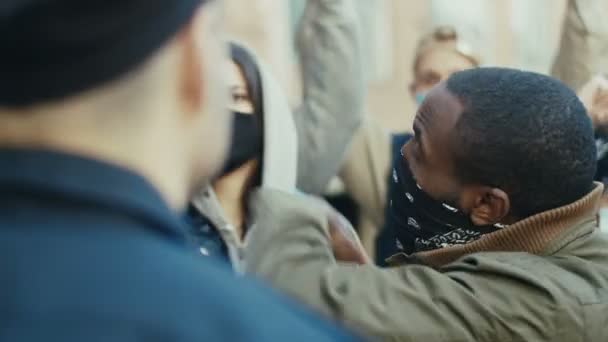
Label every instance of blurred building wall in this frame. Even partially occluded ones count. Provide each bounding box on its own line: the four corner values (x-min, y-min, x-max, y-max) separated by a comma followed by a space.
224, 0, 568, 133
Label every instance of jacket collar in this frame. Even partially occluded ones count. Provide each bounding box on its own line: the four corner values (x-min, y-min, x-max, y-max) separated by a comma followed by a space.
0, 148, 189, 244
191, 186, 231, 231
191, 186, 246, 267
388, 182, 604, 268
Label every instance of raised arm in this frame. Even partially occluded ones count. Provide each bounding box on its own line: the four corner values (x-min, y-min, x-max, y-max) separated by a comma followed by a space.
293, 0, 365, 195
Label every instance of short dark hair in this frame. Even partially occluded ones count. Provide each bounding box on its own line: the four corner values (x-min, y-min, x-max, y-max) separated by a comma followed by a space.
446, 67, 596, 218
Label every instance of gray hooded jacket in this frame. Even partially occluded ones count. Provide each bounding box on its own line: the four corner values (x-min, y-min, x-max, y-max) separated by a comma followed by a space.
190, 0, 363, 271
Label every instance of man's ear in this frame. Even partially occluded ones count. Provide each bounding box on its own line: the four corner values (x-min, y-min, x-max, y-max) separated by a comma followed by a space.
177, 20, 203, 114
469, 187, 510, 226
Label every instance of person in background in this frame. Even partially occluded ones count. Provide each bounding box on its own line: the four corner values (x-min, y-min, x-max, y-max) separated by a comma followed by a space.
578, 75, 608, 232
186, 0, 363, 270
245, 68, 608, 341
550, 0, 608, 229
578, 75, 608, 186
550, 0, 608, 187
409, 26, 480, 106
0, 0, 360, 340
338, 26, 480, 265
551, 0, 608, 92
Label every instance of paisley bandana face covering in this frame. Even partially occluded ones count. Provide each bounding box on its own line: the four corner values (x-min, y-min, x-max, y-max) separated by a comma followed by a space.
388, 151, 506, 254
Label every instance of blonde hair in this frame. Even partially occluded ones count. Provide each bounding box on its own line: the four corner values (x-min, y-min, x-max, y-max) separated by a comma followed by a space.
413, 26, 480, 74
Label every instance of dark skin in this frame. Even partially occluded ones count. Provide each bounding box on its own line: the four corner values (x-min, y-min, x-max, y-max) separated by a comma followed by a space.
402, 83, 515, 226
330, 83, 516, 262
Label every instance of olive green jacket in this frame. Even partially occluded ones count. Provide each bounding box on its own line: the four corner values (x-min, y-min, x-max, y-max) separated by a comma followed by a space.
245, 183, 608, 341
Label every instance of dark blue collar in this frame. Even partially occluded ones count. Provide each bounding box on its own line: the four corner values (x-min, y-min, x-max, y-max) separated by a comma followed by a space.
0, 148, 189, 244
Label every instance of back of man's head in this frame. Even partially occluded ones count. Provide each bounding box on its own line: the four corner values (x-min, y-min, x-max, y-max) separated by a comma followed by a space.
447, 67, 596, 218
0, 0, 228, 209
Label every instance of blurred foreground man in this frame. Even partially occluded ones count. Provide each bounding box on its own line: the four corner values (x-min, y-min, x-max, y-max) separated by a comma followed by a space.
0, 1, 359, 341
246, 68, 608, 341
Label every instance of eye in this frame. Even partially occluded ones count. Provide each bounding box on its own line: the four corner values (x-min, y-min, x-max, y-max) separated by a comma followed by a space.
231, 93, 249, 103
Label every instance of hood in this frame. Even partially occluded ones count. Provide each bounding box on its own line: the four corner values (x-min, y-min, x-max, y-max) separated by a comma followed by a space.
249, 47, 298, 192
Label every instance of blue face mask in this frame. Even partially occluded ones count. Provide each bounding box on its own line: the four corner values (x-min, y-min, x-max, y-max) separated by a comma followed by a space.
415, 92, 427, 106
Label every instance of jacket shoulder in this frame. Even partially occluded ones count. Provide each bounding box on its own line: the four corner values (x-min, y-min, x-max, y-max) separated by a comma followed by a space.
442, 249, 608, 341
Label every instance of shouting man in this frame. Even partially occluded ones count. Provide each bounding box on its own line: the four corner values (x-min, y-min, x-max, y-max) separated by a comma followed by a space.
246, 68, 608, 341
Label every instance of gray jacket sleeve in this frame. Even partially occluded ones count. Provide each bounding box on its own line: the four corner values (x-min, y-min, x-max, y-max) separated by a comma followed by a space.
551, 0, 608, 91
244, 189, 569, 341
293, 0, 365, 195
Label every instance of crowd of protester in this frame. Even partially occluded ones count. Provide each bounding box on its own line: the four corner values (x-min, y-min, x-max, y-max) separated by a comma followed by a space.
1, 0, 608, 341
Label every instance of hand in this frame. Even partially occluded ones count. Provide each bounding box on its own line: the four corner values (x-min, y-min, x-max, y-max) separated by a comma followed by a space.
578, 75, 608, 131
326, 208, 371, 265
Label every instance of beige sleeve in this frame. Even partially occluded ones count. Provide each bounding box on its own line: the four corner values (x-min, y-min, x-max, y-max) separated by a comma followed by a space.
338, 118, 392, 228
551, 0, 608, 91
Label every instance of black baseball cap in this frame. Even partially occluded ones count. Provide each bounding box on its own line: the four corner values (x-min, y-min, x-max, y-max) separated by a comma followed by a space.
0, 0, 208, 107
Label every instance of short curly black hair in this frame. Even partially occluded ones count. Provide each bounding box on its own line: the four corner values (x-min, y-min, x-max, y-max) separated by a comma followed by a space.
446, 68, 596, 218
